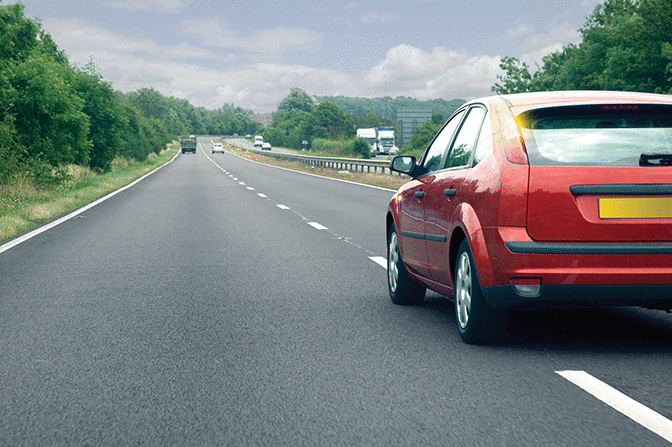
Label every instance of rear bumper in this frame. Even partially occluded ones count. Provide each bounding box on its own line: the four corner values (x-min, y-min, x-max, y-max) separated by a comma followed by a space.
483, 284, 672, 310
478, 227, 672, 310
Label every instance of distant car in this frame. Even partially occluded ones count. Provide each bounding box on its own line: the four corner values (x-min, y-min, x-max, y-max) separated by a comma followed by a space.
254, 135, 263, 147
261, 142, 272, 151
245, 134, 252, 139
387, 90, 672, 345
212, 142, 224, 154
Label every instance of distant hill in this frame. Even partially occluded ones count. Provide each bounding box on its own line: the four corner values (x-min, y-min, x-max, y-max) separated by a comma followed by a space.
314, 95, 466, 121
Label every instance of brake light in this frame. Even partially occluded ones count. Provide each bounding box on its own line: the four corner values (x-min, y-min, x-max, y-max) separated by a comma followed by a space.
599, 104, 639, 111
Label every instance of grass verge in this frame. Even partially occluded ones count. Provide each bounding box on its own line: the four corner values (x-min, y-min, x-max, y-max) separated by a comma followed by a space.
220, 140, 408, 191
0, 145, 179, 243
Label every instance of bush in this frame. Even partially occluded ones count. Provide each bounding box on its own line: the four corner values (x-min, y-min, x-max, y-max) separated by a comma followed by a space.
26, 156, 72, 188
353, 138, 371, 159
311, 138, 370, 158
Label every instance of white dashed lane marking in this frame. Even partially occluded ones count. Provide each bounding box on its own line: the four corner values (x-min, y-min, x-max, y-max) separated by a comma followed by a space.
557, 371, 672, 443
308, 222, 328, 230
204, 146, 388, 271
369, 256, 387, 269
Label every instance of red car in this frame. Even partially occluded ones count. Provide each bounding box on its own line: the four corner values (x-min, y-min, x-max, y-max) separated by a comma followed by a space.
387, 91, 672, 344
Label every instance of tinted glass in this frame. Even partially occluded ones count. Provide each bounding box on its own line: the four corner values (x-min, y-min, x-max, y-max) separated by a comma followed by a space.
445, 107, 486, 169
518, 105, 672, 166
422, 110, 465, 173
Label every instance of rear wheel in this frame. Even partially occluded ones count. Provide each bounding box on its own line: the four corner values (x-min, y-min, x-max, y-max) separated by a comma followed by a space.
455, 239, 507, 344
387, 224, 425, 305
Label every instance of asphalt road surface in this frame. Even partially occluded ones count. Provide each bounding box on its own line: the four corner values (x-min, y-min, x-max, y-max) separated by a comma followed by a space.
1, 138, 671, 446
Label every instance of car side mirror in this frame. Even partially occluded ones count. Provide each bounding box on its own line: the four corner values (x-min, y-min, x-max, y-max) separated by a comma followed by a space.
389, 156, 417, 177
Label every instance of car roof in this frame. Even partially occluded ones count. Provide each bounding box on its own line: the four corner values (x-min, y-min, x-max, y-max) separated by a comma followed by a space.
474, 91, 672, 115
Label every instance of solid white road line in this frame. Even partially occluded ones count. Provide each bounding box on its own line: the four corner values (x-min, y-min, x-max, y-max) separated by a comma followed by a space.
557, 370, 672, 443
308, 222, 328, 230
369, 256, 387, 269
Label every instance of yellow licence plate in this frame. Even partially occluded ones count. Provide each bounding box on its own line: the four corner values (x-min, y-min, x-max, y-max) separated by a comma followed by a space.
599, 197, 672, 219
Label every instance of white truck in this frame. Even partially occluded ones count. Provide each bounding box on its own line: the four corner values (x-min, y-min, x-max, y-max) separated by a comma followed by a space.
356, 127, 397, 155
376, 127, 396, 155
254, 135, 263, 148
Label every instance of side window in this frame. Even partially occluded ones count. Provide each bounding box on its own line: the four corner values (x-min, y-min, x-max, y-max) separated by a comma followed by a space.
445, 107, 486, 169
472, 114, 492, 167
422, 110, 465, 174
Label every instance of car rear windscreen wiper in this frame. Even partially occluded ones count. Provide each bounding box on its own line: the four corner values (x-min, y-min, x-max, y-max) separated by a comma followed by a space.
639, 153, 672, 166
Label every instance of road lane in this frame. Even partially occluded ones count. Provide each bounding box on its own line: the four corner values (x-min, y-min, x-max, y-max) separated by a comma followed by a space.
1, 138, 671, 446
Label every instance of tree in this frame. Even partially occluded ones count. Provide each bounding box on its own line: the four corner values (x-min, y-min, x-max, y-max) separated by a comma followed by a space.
307, 101, 355, 141
71, 60, 124, 171
11, 50, 91, 166
491, 56, 533, 95
277, 87, 314, 113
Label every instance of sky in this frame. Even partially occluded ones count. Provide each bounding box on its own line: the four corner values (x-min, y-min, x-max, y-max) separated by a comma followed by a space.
9, 0, 603, 113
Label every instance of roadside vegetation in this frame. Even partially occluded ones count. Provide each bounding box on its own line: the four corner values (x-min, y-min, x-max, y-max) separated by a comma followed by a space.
0, 145, 178, 243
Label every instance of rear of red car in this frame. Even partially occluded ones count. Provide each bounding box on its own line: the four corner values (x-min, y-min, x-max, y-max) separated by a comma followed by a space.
482, 92, 672, 311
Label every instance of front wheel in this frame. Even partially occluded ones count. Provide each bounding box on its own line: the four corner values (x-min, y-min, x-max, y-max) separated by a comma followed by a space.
387, 224, 425, 305
454, 239, 507, 344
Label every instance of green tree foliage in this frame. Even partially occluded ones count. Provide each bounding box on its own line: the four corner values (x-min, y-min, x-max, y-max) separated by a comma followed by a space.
277, 87, 314, 113
11, 50, 92, 166
351, 109, 396, 130
307, 101, 355, 141
492, 56, 533, 95
264, 109, 311, 149
265, 93, 356, 150
493, 0, 672, 94
71, 61, 124, 171
352, 137, 371, 159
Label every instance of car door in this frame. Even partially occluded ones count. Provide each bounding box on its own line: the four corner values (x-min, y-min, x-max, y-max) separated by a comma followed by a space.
423, 106, 488, 285
397, 110, 465, 278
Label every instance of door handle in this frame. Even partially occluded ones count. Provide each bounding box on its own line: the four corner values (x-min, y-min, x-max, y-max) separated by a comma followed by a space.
443, 189, 456, 197
414, 191, 425, 198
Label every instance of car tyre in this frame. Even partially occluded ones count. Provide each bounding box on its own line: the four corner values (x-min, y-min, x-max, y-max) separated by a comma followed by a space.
455, 239, 507, 344
387, 224, 425, 305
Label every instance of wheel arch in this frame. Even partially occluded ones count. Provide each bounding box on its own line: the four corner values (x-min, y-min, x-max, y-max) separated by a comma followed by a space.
449, 203, 496, 287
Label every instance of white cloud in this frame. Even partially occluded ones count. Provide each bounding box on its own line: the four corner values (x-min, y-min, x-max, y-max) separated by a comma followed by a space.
176, 18, 322, 60
41, 20, 501, 112
518, 23, 578, 56
105, 0, 195, 13
360, 12, 399, 23
501, 22, 579, 69
504, 24, 535, 41
44, 18, 219, 62
360, 44, 500, 100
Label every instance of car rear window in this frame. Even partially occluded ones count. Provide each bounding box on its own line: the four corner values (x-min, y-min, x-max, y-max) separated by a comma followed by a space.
516, 104, 672, 166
